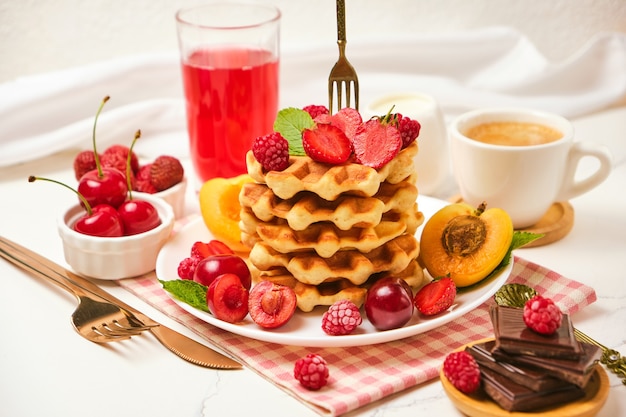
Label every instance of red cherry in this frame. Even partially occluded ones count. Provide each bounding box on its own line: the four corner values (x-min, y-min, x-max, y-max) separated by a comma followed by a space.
117, 199, 161, 235
193, 254, 251, 290
364, 276, 414, 331
248, 280, 297, 329
206, 273, 249, 323
78, 167, 128, 208
74, 204, 124, 237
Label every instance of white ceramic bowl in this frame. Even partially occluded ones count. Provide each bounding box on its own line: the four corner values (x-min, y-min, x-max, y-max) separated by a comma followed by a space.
135, 177, 187, 219
58, 193, 175, 280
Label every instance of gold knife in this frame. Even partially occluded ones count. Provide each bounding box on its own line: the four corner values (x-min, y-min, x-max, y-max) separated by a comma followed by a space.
0, 236, 242, 370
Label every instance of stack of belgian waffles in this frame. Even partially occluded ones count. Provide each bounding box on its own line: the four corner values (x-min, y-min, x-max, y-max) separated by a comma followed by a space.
239, 141, 427, 312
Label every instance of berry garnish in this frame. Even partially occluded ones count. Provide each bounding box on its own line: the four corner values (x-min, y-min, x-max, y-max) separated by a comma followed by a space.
302, 123, 352, 164
134, 164, 158, 193
330, 107, 362, 140
523, 295, 563, 335
28, 175, 124, 237
395, 114, 421, 148
443, 351, 481, 394
248, 280, 297, 329
302, 104, 329, 119
294, 353, 329, 390
73, 150, 99, 180
177, 256, 200, 280
352, 117, 402, 169
191, 240, 234, 259
321, 300, 362, 336
252, 132, 290, 171
413, 277, 457, 316
149, 155, 184, 191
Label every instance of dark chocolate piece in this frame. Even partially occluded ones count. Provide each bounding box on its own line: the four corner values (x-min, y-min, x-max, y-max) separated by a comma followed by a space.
466, 341, 571, 392
492, 341, 602, 388
490, 305, 582, 359
480, 366, 586, 412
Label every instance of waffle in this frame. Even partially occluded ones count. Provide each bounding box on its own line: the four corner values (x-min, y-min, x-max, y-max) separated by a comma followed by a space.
252, 259, 426, 312
248, 233, 420, 286
239, 179, 418, 231
246, 142, 418, 200
240, 204, 423, 257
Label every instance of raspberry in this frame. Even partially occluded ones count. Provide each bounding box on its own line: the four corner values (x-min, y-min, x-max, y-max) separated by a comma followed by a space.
101, 145, 139, 175
396, 114, 421, 149
252, 132, 290, 171
73, 150, 99, 180
177, 256, 200, 280
294, 353, 329, 390
303, 104, 329, 119
150, 155, 184, 191
523, 295, 563, 335
443, 351, 481, 394
321, 300, 362, 335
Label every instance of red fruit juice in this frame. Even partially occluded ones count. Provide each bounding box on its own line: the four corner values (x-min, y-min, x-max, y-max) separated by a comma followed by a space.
181, 47, 279, 182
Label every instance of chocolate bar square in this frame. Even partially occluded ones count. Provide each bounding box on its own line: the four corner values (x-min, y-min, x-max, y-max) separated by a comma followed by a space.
490, 305, 582, 359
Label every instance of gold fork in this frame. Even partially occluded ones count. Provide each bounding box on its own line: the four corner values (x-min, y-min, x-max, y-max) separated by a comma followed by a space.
0, 238, 155, 343
328, 0, 359, 113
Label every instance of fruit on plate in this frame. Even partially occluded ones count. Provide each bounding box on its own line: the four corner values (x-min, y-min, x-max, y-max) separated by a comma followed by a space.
28, 176, 124, 237
364, 275, 414, 331
321, 299, 362, 336
419, 202, 513, 287
443, 351, 481, 394
193, 254, 252, 290
414, 276, 457, 316
523, 295, 563, 335
199, 174, 254, 252
248, 280, 297, 329
206, 273, 249, 323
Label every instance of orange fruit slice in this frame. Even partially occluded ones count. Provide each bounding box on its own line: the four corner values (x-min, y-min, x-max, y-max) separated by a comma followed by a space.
199, 174, 254, 253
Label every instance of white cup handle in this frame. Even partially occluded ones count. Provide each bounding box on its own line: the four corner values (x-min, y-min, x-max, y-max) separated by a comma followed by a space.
557, 142, 612, 201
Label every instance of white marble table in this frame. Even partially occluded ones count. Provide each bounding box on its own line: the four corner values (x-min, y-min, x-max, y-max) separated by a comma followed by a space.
1, 105, 625, 417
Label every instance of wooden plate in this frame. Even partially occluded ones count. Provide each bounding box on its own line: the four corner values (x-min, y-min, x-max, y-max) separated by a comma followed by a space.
449, 197, 574, 248
440, 338, 610, 417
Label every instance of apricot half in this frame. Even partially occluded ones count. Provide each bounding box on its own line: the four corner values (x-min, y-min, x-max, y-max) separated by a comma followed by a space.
419, 202, 513, 287
199, 174, 254, 253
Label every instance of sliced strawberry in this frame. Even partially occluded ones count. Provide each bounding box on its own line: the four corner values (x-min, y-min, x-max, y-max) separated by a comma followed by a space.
413, 277, 457, 316
190, 240, 234, 259
330, 107, 362, 140
302, 124, 352, 164
352, 118, 402, 169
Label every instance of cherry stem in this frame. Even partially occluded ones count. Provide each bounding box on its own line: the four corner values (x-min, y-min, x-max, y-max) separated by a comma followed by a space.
92, 96, 110, 179
28, 176, 93, 215
126, 129, 141, 200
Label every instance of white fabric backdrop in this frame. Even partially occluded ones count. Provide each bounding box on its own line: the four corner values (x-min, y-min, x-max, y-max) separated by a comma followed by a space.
1, 27, 625, 168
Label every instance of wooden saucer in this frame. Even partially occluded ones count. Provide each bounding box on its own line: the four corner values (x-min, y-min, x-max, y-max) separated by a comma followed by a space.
448, 197, 574, 248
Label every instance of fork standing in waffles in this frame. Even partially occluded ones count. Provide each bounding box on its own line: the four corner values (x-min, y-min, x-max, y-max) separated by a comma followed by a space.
238, 105, 427, 313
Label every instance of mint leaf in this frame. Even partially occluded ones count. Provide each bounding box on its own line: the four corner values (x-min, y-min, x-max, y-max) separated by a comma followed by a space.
160, 279, 209, 312
273, 107, 314, 156
484, 231, 544, 280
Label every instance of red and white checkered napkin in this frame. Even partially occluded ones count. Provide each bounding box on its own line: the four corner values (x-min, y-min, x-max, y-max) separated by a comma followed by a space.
118, 256, 596, 417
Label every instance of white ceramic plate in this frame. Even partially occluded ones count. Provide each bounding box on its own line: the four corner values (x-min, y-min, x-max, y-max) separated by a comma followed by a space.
156, 195, 513, 347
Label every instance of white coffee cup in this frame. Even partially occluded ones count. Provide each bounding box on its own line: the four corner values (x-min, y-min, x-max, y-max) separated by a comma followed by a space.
367, 93, 449, 196
450, 108, 612, 229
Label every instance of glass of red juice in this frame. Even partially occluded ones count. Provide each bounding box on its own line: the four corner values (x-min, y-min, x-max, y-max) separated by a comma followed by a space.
176, 3, 280, 187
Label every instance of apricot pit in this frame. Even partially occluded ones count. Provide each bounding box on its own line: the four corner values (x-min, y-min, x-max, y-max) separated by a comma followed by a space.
419, 202, 513, 287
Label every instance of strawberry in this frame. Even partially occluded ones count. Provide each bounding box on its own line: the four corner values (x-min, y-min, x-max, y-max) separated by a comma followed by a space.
149, 155, 184, 191
190, 240, 234, 259
73, 150, 99, 180
330, 107, 362, 140
352, 118, 402, 169
101, 145, 139, 175
134, 164, 158, 193
302, 124, 352, 164
413, 277, 457, 316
